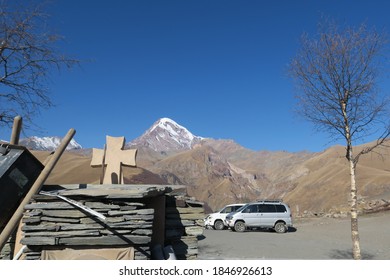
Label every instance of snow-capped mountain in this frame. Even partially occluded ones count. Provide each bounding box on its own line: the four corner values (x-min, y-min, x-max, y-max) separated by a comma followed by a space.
19, 136, 82, 151
128, 117, 204, 152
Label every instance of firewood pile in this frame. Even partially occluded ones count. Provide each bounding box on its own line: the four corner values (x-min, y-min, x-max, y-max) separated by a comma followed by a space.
20, 184, 171, 260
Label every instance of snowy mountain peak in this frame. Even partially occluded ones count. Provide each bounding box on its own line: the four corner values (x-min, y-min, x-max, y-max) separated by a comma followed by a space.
19, 136, 82, 151
128, 117, 203, 152
150, 118, 195, 142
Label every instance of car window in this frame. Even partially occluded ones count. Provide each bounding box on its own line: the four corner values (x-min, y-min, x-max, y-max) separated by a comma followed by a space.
275, 205, 287, 212
258, 204, 277, 213
235, 205, 246, 212
243, 204, 258, 213
232, 205, 242, 211
221, 206, 232, 213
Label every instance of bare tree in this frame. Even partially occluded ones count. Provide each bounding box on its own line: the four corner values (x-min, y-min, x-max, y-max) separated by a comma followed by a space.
0, 1, 78, 129
289, 21, 390, 259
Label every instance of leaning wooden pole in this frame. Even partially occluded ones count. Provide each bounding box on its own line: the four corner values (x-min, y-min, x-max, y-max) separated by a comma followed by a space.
10, 116, 22, 145
8, 115, 23, 259
0, 128, 76, 251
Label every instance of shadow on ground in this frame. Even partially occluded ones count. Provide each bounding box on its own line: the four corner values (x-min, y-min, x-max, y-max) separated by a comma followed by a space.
329, 249, 375, 260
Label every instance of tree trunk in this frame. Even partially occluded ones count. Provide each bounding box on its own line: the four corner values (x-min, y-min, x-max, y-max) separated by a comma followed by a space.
348, 152, 362, 260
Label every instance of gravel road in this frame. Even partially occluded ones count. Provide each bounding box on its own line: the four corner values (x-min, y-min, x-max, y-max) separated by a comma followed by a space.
197, 211, 390, 260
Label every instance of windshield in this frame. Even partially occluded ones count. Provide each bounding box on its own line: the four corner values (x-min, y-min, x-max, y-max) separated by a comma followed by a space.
234, 204, 248, 213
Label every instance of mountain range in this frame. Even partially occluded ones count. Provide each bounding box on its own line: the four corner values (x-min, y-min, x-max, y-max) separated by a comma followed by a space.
19, 136, 82, 151
20, 117, 390, 215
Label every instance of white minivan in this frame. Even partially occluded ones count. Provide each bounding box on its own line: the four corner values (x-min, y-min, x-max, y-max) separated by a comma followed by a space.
225, 200, 293, 233
204, 203, 245, 230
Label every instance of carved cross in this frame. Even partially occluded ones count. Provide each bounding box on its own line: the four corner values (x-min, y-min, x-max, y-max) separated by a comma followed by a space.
90, 136, 137, 184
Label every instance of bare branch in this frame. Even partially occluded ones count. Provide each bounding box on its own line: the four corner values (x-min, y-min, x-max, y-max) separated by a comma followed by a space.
0, 1, 79, 129
289, 20, 389, 151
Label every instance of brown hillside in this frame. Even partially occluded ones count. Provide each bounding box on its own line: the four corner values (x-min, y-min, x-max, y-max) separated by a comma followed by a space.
147, 145, 269, 211
285, 144, 390, 213
32, 151, 166, 185
30, 140, 390, 215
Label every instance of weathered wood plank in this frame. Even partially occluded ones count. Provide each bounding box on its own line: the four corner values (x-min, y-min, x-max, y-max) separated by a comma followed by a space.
23, 210, 42, 217
105, 217, 125, 223
123, 215, 154, 221
106, 222, 153, 229
100, 229, 152, 236
80, 216, 123, 224
119, 202, 146, 207
59, 223, 105, 231
118, 206, 137, 211
58, 235, 151, 246
22, 216, 41, 224
48, 184, 171, 199
24, 230, 100, 237
84, 201, 120, 209
41, 216, 80, 223
21, 236, 57, 246
42, 210, 89, 218
24, 202, 77, 210
107, 209, 154, 216
22, 224, 58, 232
131, 229, 153, 236
166, 207, 204, 214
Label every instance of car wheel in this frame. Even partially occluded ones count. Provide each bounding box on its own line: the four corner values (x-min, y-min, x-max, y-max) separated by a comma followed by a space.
274, 222, 287, 233
234, 221, 246, 232
214, 220, 225, 230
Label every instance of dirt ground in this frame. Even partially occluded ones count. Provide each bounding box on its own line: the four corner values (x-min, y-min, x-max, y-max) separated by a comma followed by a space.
197, 211, 390, 260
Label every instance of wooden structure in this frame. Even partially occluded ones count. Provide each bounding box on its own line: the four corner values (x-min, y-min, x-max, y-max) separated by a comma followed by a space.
0, 126, 76, 259
19, 184, 204, 260
0, 145, 44, 231
1, 132, 205, 260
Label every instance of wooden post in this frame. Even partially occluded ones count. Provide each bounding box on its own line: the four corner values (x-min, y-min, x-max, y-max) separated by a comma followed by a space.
9, 116, 23, 258
0, 128, 76, 251
10, 116, 22, 145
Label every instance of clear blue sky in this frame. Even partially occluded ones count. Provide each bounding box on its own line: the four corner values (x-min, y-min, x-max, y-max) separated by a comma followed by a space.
2, 0, 390, 152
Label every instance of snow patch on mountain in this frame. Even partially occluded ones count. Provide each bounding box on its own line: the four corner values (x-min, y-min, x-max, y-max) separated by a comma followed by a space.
19, 136, 82, 151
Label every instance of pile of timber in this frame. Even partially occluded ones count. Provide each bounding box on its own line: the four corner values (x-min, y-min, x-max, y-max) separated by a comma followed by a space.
20, 184, 171, 260
165, 193, 205, 260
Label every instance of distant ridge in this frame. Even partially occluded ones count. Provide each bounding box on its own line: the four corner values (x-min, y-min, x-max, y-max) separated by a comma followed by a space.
19, 136, 82, 151
16, 117, 390, 214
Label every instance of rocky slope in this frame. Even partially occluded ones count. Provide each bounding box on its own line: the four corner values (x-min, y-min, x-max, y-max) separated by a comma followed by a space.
24, 118, 390, 215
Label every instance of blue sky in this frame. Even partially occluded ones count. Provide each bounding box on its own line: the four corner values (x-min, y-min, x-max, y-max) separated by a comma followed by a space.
2, 0, 390, 152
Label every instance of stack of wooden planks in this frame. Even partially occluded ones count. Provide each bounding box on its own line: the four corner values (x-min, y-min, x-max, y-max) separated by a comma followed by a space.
20, 184, 171, 260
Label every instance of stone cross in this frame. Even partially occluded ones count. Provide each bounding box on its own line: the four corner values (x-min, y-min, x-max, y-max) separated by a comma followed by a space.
90, 136, 137, 184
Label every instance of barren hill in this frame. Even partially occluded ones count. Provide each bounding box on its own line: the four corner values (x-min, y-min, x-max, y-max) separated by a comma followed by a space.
25, 118, 390, 215
32, 140, 390, 216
